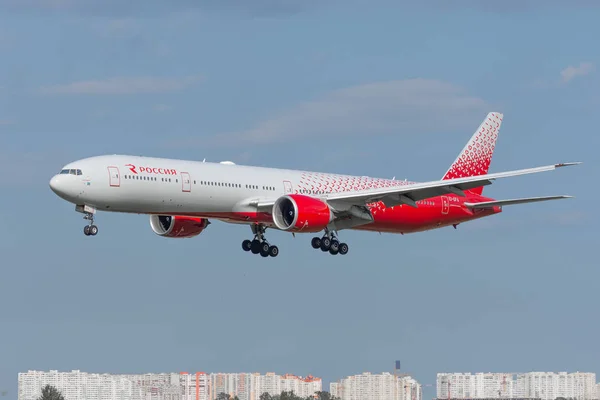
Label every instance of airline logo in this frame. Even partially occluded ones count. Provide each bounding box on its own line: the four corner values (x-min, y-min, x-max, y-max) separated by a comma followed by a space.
125, 164, 177, 175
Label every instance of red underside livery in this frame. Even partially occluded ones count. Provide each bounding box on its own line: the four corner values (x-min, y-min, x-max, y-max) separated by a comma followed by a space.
49, 112, 580, 258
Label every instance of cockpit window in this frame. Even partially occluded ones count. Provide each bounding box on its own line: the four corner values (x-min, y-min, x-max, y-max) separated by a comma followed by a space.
60, 169, 82, 175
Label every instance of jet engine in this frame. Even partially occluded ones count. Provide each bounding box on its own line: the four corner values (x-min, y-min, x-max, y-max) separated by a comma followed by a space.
149, 215, 210, 238
272, 194, 333, 232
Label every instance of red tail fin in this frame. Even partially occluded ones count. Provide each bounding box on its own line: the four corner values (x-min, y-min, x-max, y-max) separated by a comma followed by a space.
442, 112, 503, 195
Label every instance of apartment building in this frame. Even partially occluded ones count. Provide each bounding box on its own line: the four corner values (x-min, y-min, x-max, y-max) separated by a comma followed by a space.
436, 372, 597, 400
329, 372, 421, 400
18, 370, 321, 400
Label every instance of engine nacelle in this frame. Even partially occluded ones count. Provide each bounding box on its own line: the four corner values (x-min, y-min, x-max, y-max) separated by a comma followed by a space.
149, 215, 210, 238
272, 194, 333, 233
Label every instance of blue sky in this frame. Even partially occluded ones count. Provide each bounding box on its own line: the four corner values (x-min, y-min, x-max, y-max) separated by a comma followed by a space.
0, 0, 598, 398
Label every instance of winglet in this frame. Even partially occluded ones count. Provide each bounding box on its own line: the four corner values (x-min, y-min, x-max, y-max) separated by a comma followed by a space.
556, 162, 582, 167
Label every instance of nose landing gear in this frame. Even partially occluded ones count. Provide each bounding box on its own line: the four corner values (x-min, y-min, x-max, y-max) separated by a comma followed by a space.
81, 207, 98, 236
242, 224, 278, 257
83, 223, 98, 236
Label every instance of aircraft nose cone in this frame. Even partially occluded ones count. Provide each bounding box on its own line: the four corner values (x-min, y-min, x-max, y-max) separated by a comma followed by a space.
49, 176, 62, 194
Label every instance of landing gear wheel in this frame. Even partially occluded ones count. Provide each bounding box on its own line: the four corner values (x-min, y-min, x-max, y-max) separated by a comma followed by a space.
338, 242, 349, 255
269, 245, 279, 257
89, 225, 98, 236
259, 241, 271, 257
320, 236, 331, 251
311, 237, 321, 249
251, 239, 261, 254
83, 225, 90, 236
330, 240, 339, 253
242, 240, 252, 251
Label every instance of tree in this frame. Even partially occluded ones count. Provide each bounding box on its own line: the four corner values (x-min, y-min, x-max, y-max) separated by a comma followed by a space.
260, 394, 273, 400
37, 385, 64, 400
314, 391, 340, 400
279, 391, 302, 400
216, 394, 231, 400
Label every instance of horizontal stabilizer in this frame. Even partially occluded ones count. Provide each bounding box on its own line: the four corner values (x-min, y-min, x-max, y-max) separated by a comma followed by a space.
464, 195, 573, 209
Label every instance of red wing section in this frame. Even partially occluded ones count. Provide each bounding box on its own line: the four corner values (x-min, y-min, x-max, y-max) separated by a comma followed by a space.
272, 194, 333, 233
149, 215, 210, 238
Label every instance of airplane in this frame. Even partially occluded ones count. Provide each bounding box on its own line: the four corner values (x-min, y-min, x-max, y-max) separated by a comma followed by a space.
49, 112, 579, 257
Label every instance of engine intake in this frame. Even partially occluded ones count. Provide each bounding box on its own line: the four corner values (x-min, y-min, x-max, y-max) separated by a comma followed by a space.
272, 194, 333, 232
149, 215, 210, 238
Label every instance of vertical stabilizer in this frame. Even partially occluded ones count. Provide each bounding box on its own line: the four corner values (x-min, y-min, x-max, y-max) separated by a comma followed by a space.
442, 112, 503, 195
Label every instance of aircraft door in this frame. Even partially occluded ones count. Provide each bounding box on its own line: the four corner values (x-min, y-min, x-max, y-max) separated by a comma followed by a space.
108, 166, 120, 187
283, 180, 293, 194
441, 196, 449, 214
181, 172, 191, 192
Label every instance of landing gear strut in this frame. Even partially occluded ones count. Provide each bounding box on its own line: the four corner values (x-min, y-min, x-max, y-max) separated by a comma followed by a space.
311, 229, 348, 255
83, 210, 98, 236
242, 224, 278, 257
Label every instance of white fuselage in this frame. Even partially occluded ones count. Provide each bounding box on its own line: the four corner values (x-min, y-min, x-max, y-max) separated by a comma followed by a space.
49, 154, 410, 223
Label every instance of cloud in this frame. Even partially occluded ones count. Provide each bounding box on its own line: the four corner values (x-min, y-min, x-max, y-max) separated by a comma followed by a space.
561, 62, 595, 83
195, 78, 489, 148
153, 104, 172, 112
1, 0, 322, 17
39, 75, 202, 95
95, 18, 142, 38
0, 148, 71, 186
425, 0, 600, 13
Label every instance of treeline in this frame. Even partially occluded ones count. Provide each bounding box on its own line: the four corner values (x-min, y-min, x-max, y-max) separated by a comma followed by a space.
218, 391, 340, 400
35, 384, 340, 400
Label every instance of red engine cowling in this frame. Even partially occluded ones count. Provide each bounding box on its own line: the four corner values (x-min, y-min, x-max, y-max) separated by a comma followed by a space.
149, 215, 210, 238
272, 194, 333, 233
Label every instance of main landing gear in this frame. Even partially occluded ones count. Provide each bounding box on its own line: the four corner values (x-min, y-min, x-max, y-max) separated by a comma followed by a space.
82, 210, 98, 236
311, 230, 349, 255
242, 224, 279, 257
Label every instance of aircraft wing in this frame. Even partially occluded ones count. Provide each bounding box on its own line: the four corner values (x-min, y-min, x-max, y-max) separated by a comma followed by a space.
463, 195, 573, 209
324, 162, 580, 208
247, 162, 580, 212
